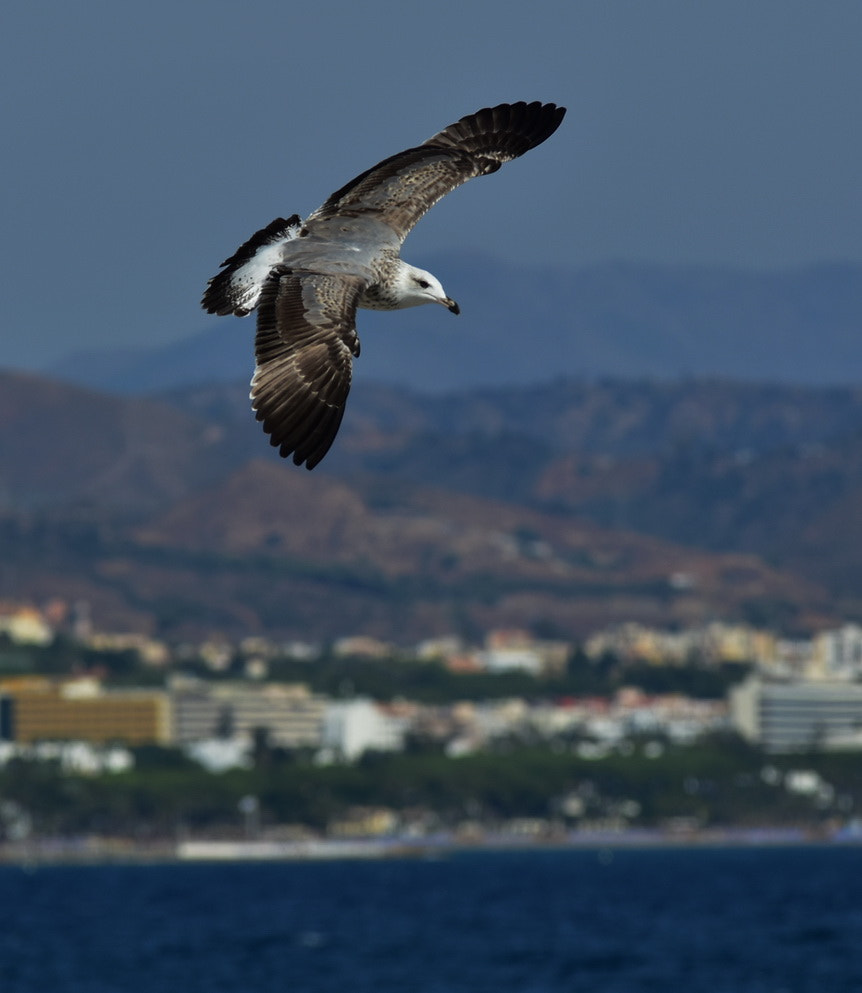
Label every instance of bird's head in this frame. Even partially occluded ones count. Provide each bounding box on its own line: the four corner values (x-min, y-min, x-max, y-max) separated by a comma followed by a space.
395, 264, 460, 314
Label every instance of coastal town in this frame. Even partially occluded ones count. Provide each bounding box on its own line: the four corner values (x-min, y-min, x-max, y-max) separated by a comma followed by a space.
4, 598, 862, 755
2, 598, 862, 858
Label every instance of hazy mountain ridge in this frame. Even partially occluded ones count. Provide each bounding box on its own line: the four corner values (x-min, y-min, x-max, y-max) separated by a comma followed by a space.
0, 454, 827, 643
0, 371, 247, 515
533, 430, 862, 609
1, 368, 860, 639
45, 258, 862, 394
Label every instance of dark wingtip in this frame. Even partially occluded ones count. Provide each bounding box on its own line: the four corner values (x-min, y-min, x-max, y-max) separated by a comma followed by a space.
430, 101, 567, 162
503, 101, 566, 149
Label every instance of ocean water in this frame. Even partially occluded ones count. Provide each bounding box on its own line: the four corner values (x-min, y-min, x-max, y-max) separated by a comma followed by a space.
1, 846, 861, 992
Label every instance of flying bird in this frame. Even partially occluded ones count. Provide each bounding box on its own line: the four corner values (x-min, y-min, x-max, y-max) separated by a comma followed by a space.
202, 101, 566, 468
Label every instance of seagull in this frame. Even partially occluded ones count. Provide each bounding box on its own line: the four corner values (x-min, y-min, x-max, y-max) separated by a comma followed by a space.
202, 101, 566, 469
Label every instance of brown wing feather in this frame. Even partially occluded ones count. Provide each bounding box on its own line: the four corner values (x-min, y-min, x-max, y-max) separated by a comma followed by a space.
309, 101, 565, 241
251, 267, 363, 469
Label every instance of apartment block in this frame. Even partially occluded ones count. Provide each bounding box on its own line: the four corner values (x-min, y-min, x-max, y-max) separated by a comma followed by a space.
170, 679, 327, 747
0, 677, 171, 745
729, 675, 862, 752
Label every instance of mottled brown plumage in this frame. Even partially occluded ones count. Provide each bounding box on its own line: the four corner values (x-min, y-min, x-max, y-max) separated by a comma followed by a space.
202, 102, 566, 468
252, 269, 361, 467
310, 102, 566, 241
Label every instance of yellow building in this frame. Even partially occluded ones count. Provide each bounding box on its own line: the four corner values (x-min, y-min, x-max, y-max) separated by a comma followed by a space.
0, 677, 171, 745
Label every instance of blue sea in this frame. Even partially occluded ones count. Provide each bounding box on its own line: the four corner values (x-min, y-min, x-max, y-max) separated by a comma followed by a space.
1, 846, 861, 992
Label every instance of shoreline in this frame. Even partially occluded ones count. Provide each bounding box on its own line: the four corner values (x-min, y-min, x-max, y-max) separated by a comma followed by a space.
2, 824, 860, 866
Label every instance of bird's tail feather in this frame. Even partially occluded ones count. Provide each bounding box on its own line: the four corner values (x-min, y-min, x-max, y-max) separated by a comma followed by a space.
201, 214, 303, 316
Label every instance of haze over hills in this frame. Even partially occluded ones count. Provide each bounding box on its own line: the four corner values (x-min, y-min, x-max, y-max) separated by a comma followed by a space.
2, 367, 861, 641
45, 258, 862, 395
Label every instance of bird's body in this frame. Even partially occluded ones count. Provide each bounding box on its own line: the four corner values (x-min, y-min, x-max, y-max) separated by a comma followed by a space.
202, 101, 565, 468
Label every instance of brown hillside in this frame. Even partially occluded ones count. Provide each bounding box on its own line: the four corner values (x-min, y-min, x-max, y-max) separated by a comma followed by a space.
0, 370, 240, 513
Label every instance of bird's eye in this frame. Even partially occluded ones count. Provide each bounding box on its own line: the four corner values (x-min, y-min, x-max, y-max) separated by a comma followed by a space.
417, 279, 430, 289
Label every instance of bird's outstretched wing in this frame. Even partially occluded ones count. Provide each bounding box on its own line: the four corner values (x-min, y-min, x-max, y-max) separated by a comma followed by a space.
308, 101, 566, 242
251, 267, 364, 468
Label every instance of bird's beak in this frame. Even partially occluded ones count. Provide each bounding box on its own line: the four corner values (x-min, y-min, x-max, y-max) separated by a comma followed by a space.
445, 297, 460, 315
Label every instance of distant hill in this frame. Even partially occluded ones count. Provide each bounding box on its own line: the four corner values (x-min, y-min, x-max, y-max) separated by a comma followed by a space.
1, 369, 861, 640
45, 257, 862, 394
0, 453, 826, 644
0, 370, 255, 515
531, 430, 862, 615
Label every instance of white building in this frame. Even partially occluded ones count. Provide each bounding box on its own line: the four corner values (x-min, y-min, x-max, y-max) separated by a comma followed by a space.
0, 606, 53, 646
730, 675, 862, 752
814, 624, 862, 679
170, 678, 327, 748
479, 647, 543, 675
322, 699, 405, 761
0, 740, 133, 774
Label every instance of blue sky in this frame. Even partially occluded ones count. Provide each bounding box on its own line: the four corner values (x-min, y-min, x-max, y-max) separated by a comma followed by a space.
2, 0, 860, 370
